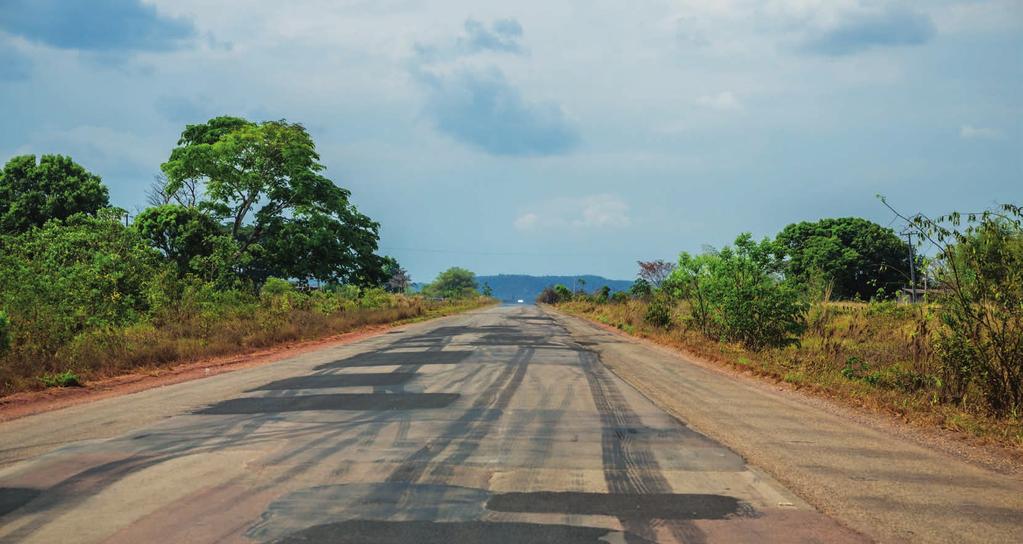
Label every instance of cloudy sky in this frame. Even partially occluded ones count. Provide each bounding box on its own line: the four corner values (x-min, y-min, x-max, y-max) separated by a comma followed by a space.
1, 1, 1020, 282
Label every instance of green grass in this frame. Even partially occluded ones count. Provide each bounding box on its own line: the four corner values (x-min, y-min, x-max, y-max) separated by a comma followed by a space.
38, 370, 81, 388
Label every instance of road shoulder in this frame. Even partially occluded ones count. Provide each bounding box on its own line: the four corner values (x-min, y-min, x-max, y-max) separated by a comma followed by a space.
547, 306, 1023, 544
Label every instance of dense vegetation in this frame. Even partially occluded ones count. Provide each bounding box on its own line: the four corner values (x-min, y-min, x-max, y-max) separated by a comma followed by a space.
0, 118, 490, 396
545, 206, 1023, 447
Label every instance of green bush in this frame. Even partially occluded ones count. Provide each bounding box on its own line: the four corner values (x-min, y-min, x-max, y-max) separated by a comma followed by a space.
537, 284, 573, 304
0, 310, 10, 355
358, 287, 392, 309
669, 234, 807, 350
260, 277, 296, 299
841, 356, 871, 381
0, 212, 169, 363
644, 297, 672, 328
39, 370, 81, 388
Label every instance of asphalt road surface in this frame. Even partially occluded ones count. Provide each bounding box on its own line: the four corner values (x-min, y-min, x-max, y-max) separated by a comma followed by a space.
1, 305, 867, 543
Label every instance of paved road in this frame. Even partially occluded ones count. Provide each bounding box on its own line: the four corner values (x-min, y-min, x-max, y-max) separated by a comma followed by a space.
0, 305, 862, 543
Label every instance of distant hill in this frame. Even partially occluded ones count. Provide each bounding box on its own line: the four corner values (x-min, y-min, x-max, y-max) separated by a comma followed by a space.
476, 274, 633, 303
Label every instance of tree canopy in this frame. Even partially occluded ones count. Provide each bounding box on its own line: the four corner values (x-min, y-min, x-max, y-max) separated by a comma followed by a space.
133, 204, 221, 277
775, 217, 908, 300
160, 116, 384, 285
424, 267, 478, 299
0, 154, 110, 235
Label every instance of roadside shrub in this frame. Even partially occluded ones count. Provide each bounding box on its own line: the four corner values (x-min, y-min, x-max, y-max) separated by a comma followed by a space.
630, 278, 653, 299
0, 213, 169, 365
554, 284, 573, 301
0, 310, 9, 355
358, 287, 392, 309
537, 284, 573, 304
536, 287, 558, 304
669, 234, 808, 350
644, 297, 672, 328
260, 277, 295, 299
841, 356, 870, 380
890, 201, 1023, 417
39, 370, 81, 388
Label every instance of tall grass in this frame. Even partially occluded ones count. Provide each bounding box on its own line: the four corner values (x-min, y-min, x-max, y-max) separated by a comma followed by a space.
557, 299, 1022, 449
0, 287, 492, 397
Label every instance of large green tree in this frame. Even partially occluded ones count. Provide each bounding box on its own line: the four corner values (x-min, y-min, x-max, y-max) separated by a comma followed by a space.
424, 267, 478, 299
160, 116, 384, 285
0, 155, 110, 235
775, 217, 909, 299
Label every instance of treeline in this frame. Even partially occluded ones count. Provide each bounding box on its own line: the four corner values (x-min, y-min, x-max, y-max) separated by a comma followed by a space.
546, 210, 1023, 422
0, 117, 488, 395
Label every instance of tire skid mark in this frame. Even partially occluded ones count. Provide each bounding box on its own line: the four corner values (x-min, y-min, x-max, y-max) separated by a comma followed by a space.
2, 322, 465, 541
571, 327, 709, 544
425, 346, 535, 483
384, 346, 534, 484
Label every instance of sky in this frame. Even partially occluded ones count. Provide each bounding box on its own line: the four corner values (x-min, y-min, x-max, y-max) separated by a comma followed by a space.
1, 0, 1021, 282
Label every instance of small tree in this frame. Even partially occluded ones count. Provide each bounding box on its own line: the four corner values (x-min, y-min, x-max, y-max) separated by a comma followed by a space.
386, 267, 411, 294
637, 260, 676, 288
629, 278, 653, 299
882, 198, 1023, 416
668, 234, 807, 350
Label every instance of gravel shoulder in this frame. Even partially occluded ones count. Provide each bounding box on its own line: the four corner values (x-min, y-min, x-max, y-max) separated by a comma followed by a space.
548, 307, 1023, 543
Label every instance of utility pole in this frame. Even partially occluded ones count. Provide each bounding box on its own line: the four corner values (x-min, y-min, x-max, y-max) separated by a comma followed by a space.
902, 229, 917, 302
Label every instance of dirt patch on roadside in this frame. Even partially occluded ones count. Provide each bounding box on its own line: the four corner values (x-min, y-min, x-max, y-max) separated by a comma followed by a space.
0, 324, 395, 423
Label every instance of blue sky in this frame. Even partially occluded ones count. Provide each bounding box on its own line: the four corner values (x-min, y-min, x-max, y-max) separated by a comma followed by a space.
1, 0, 1020, 282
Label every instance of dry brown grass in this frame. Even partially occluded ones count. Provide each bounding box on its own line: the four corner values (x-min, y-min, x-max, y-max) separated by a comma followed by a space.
558, 299, 1023, 452
1, 296, 493, 397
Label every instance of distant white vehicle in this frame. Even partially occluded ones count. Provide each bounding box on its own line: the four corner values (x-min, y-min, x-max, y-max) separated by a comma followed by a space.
517, 299, 524, 304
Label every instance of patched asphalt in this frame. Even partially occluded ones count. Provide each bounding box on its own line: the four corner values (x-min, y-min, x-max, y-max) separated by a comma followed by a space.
0, 305, 866, 543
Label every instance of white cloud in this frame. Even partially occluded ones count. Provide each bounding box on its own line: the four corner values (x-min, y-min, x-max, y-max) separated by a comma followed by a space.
697, 91, 742, 111
513, 212, 540, 230
960, 125, 1002, 140
514, 194, 631, 231
572, 194, 632, 228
